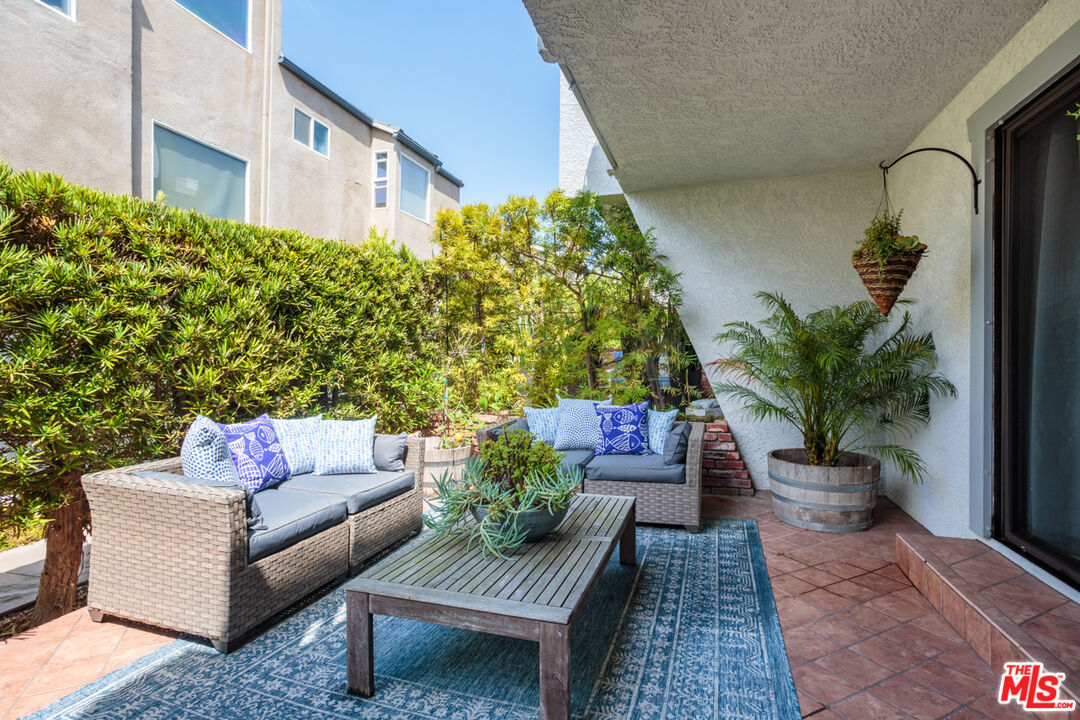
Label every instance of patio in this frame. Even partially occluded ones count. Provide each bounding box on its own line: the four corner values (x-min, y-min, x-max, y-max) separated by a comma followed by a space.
0, 492, 1051, 720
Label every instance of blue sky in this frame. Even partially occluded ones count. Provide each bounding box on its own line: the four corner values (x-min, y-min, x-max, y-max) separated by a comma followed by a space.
282, 0, 559, 206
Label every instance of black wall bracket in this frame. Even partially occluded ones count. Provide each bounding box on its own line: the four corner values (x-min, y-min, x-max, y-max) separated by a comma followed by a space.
879, 147, 982, 215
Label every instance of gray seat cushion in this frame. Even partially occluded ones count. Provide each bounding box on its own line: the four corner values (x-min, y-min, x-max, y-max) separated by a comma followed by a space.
584, 454, 686, 484
278, 471, 414, 515
559, 449, 594, 473
248, 488, 347, 562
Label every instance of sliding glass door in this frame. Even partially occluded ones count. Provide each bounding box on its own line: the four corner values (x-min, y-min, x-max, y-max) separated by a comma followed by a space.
996, 61, 1080, 587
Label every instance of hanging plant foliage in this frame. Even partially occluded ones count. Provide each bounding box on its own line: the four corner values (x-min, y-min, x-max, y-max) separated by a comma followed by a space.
852, 209, 926, 316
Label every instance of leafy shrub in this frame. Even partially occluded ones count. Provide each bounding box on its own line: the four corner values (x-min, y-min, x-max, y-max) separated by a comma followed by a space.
0, 163, 440, 621
477, 428, 562, 493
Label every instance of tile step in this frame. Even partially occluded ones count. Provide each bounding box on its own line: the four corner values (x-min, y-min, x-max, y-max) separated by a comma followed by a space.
896, 533, 1079, 715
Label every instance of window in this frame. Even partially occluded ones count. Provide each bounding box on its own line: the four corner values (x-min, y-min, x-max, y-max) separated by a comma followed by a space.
373, 151, 388, 208
153, 124, 246, 222
36, 0, 74, 17
293, 108, 329, 157
399, 155, 429, 221
173, 0, 248, 47
995, 62, 1080, 588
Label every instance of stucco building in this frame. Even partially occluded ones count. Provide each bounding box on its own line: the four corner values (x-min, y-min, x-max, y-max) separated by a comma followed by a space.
0, 0, 462, 257
539, 0, 1080, 595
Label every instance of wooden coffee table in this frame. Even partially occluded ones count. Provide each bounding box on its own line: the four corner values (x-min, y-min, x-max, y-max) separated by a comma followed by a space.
345, 493, 636, 720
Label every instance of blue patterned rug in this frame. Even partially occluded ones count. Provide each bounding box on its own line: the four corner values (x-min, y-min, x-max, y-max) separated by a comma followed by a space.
27, 519, 798, 719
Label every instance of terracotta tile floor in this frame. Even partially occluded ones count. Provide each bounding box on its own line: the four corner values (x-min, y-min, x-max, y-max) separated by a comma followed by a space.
0, 492, 1046, 719
0, 608, 176, 719
706, 492, 1042, 719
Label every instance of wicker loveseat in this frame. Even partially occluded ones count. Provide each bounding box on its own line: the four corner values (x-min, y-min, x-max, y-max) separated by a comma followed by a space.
81, 436, 424, 652
479, 418, 704, 532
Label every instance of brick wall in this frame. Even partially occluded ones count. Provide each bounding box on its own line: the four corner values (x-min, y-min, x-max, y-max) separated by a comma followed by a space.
694, 419, 753, 496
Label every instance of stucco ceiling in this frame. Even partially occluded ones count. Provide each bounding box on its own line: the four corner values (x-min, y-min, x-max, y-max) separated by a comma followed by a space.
524, 0, 1047, 192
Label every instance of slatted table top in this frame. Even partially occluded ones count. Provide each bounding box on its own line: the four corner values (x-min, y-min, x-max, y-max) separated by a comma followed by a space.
346, 494, 635, 626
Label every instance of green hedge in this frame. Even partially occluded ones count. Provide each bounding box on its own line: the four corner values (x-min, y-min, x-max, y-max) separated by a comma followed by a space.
0, 163, 440, 520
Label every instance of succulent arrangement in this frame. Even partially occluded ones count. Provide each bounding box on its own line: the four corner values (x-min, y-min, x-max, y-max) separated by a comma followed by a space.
423, 430, 582, 557
852, 209, 927, 277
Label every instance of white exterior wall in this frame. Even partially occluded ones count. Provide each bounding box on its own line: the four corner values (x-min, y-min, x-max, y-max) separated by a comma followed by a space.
558, 76, 621, 198
562, 0, 1080, 538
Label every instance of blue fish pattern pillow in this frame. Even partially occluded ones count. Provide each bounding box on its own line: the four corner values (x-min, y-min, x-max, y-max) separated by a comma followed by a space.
595, 401, 652, 456
216, 414, 292, 493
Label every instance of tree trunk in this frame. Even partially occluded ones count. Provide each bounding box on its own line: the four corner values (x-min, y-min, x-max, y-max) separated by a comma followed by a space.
31, 484, 89, 626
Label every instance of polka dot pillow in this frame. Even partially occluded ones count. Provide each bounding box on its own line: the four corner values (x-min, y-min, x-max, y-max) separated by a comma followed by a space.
553, 396, 612, 451
181, 415, 242, 485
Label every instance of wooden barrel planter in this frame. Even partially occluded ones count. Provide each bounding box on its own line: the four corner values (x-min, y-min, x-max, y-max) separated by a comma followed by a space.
419, 437, 471, 497
767, 449, 879, 533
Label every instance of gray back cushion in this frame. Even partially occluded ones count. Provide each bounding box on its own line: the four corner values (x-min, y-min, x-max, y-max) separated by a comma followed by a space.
492, 417, 529, 440
664, 422, 692, 465
373, 433, 408, 472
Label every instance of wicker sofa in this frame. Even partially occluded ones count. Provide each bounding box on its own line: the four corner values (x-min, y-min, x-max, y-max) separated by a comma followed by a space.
479, 418, 704, 532
81, 436, 424, 653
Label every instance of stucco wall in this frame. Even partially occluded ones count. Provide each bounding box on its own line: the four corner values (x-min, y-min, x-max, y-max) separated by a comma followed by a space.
618, 0, 1080, 538
880, 0, 1080, 536
558, 75, 621, 198
0, 0, 132, 194
624, 172, 882, 494
136, 0, 270, 223
268, 71, 373, 243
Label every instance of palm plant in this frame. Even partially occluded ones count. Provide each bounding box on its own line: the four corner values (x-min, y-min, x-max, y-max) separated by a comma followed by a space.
709, 292, 956, 482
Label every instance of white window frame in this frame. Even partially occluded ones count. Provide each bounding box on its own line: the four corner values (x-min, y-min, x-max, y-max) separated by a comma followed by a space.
34, 0, 76, 20
399, 153, 430, 223
292, 108, 329, 158
373, 150, 389, 209
171, 0, 251, 52
151, 120, 250, 223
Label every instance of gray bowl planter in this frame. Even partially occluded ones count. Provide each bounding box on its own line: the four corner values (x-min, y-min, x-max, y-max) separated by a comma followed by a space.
767, 449, 880, 533
471, 503, 569, 543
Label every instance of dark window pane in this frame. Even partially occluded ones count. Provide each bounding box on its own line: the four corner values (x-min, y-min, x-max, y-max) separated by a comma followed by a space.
312, 122, 329, 156
998, 66, 1080, 587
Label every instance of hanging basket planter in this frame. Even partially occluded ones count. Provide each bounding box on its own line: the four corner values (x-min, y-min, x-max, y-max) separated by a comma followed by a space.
852, 251, 922, 316
852, 209, 926, 316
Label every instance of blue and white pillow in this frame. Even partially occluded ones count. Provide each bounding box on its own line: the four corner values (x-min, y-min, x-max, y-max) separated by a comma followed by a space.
647, 408, 679, 455
553, 396, 612, 451
523, 406, 560, 445
181, 415, 242, 485
217, 415, 292, 493
595, 401, 651, 456
270, 415, 322, 474
315, 416, 377, 475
